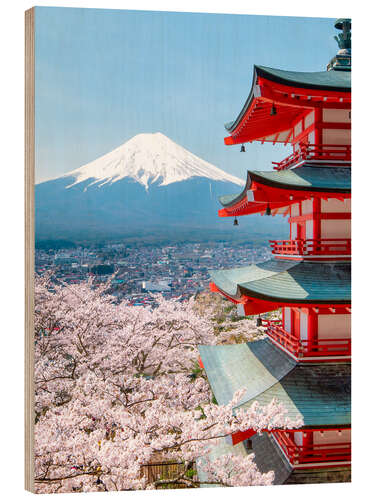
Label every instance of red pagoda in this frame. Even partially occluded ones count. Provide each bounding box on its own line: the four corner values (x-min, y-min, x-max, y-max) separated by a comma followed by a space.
198, 18, 351, 484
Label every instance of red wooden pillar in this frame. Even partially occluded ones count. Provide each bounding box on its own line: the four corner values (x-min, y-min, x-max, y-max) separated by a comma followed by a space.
312, 197, 321, 253
302, 430, 314, 461
307, 308, 318, 355
291, 308, 300, 355
292, 309, 300, 337
314, 108, 323, 146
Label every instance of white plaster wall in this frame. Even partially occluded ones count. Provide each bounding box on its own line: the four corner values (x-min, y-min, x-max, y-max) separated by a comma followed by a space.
305, 111, 315, 128
294, 432, 303, 446
300, 311, 308, 341
291, 203, 300, 217
301, 200, 313, 215
284, 307, 291, 332
322, 128, 351, 145
294, 120, 302, 138
308, 131, 315, 144
318, 314, 351, 339
291, 223, 298, 239
321, 198, 351, 213
306, 220, 314, 239
313, 429, 351, 445
277, 130, 290, 143
323, 109, 351, 123
321, 219, 351, 239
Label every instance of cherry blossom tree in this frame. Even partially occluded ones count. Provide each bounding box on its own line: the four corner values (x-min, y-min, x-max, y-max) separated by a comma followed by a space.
34, 274, 302, 493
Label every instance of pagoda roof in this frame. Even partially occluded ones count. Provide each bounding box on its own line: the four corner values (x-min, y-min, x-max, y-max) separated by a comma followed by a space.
224, 65, 351, 145
251, 433, 293, 483
197, 433, 350, 486
199, 338, 351, 427
218, 165, 351, 216
197, 438, 249, 488
250, 434, 351, 484
209, 259, 351, 305
197, 433, 292, 486
256, 65, 350, 90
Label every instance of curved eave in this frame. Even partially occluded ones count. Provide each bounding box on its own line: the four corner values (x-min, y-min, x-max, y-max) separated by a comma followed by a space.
209, 260, 351, 309
219, 171, 252, 207
250, 166, 351, 193
199, 339, 351, 427
218, 166, 351, 217
225, 65, 351, 144
255, 65, 351, 93
225, 66, 260, 134
236, 285, 351, 306
238, 363, 351, 427
211, 281, 351, 311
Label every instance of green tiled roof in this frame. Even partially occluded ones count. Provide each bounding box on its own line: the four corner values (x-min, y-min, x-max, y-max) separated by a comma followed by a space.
197, 433, 350, 486
252, 434, 351, 485
218, 165, 351, 208
239, 363, 351, 427
197, 438, 249, 488
251, 165, 350, 192
197, 434, 293, 486
199, 339, 296, 407
209, 259, 351, 304
255, 65, 351, 91
251, 433, 292, 484
199, 339, 351, 427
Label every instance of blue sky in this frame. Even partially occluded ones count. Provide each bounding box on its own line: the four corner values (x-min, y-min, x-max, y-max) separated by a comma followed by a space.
35, 7, 337, 183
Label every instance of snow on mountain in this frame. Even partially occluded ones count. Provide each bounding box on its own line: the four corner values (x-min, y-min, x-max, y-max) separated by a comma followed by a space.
36, 132, 286, 240
62, 132, 244, 190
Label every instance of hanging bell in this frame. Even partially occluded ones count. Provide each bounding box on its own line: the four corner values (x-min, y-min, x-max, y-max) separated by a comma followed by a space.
256, 315, 262, 327
270, 104, 277, 116
233, 217, 239, 226
240, 144, 246, 152
265, 204, 271, 216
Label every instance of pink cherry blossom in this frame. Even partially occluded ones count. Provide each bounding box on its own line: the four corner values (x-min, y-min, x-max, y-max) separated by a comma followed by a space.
34, 274, 301, 493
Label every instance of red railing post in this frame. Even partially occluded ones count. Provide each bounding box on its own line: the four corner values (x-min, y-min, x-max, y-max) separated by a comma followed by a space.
269, 238, 351, 258
266, 324, 351, 359
272, 144, 351, 171
272, 430, 351, 465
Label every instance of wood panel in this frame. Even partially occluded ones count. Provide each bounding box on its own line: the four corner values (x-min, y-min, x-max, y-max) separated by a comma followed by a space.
25, 7, 35, 494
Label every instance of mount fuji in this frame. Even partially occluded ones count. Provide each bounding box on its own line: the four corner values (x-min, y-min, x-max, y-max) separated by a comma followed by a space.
35, 133, 283, 241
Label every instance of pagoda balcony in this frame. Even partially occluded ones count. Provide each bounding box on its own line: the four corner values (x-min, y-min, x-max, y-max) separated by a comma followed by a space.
263, 320, 351, 359
269, 238, 351, 259
272, 144, 351, 171
272, 430, 351, 466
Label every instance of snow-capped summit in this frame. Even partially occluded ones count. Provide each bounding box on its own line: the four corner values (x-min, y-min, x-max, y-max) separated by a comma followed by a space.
63, 132, 244, 190
36, 132, 285, 241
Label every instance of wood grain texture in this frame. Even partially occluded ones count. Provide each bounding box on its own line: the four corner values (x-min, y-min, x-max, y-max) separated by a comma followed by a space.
25, 7, 35, 493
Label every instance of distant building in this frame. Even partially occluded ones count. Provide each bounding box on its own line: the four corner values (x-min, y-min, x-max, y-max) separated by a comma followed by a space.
141, 280, 172, 292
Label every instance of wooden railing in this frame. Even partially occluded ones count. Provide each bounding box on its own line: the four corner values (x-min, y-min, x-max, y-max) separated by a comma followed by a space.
269, 238, 351, 257
264, 321, 351, 358
272, 144, 351, 171
273, 430, 351, 465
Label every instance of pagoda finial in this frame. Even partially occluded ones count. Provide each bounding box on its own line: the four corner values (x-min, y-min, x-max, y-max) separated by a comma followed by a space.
334, 18, 351, 51
327, 18, 351, 71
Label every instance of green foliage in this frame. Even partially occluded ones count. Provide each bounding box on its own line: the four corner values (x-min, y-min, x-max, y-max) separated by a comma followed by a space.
186, 468, 197, 478
189, 361, 203, 380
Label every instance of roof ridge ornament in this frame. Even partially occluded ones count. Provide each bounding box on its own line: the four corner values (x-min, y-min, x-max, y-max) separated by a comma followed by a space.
327, 18, 351, 72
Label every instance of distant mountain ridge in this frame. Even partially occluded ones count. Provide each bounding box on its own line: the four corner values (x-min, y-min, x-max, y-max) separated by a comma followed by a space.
36, 133, 285, 241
